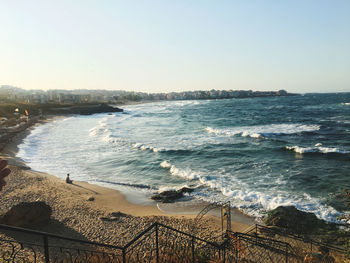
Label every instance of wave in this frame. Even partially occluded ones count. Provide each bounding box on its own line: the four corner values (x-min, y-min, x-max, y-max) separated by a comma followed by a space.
209, 188, 340, 223
133, 143, 166, 153
89, 117, 109, 137
160, 161, 202, 180
159, 161, 341, 222
206, 123, 320, 139
286, 144, 348, 154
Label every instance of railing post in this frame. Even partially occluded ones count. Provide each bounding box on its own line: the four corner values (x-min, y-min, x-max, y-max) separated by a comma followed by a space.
156, 224, 159, 263
235, 235, 238, 261
43, 235, 50, 263
191, 236, 195, 263
122, 248, 126, 263
285, 244, 288, 263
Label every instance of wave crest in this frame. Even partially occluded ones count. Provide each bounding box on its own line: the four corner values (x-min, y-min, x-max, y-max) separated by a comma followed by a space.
160, 161, 201, 180
206, 123, 320, 138
133, 143, 166, 153
286, 145, 348, 154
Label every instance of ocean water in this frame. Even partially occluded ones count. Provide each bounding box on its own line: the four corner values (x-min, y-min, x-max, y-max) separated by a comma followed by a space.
17, 93, 350, 223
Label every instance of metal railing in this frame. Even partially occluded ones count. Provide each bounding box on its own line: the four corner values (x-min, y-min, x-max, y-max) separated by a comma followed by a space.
0, 223, 123, 262
2, 222, 346, 262
245, 224, 346, 253
0, 222, 222, 263
223, 230, 302, 263
244, 224, 348, 262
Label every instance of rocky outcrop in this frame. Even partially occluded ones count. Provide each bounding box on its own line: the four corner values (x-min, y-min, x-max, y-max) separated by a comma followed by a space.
264, 206, 333, 234
45, 104, 123, 115
151, 187, 194, 203
0, 201, 52, 228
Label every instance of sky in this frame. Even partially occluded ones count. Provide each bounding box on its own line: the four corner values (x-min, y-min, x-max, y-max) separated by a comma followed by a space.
1, 1, 349, 93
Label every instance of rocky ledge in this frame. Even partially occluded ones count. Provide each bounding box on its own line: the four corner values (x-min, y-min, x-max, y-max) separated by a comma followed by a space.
264, 206, 336, 234
45, 103, 123, 115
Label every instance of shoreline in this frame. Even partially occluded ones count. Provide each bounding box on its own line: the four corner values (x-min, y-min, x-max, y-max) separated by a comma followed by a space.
0, 114, 254, 243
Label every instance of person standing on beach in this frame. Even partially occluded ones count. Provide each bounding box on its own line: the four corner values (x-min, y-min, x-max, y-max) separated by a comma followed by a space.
0, 159, 11, 191
66, 173, 73, 184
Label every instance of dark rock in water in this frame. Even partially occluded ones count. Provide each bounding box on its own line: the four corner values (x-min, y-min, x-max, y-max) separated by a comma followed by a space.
264, 206, 333, 234
74, 104, 123, 115
0, 201, 52, 228
45, 103, 123, 116
151, 187, 194, 203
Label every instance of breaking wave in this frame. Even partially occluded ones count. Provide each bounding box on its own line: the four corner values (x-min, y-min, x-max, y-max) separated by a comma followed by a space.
286, 144, 348, 154
206, 123, 320, 139
160, 161, 202, 180
133, 143, 166, 153
89, 117, 109, 137
159, 160, 340, 222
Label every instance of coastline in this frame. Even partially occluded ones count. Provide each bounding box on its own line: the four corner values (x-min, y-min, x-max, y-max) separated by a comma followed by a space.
0, 114, 253, 245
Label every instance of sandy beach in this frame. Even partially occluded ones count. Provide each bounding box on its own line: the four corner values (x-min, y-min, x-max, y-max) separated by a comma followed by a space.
0, 117, 253, 246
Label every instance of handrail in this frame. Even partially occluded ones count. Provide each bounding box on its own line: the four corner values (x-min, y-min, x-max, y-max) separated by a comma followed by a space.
157, 222, 221, 248
226, 230, 304, 261
0, 223, 123, 250
227, 230, 291, 248
123, 222, 221, 250
123, 222, 157, 250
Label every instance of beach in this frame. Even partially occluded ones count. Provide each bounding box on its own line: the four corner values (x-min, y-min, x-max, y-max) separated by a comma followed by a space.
0, 117, 252, 246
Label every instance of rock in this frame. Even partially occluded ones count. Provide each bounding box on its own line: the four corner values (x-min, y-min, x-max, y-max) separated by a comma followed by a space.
151, 190, 183, 203
100, 211, 128, 222
151, 187, 194, 203
46, 104, 123, 116
264, 206, 332, 234
110, 211, 127, 218
87, 196, 95, 201
178, 187, 194, 194
0, 201, 52, 228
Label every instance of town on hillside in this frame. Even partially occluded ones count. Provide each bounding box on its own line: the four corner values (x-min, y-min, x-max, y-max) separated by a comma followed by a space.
0, 85, 293, 105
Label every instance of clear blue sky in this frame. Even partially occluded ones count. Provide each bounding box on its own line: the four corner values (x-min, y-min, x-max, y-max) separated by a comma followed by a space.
1, 1, 349, 93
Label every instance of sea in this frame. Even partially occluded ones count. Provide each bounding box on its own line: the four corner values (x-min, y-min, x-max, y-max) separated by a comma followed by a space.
17, 93, 350, 223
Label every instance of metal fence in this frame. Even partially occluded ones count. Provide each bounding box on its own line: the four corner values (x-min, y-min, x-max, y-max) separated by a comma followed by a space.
244, 224, 347, 263
223, 230, 301, 263
0, 223, 222, 263
1, 222, 347, 262
0, 223, 123, 262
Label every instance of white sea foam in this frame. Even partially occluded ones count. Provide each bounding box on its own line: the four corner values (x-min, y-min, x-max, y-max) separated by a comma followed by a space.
160, 161, 201, 180
159, 160, 342, 223
89, 117, 109, 137
206, 123, 320, 138
133, 143, 166, 153
196, 186, 341, 223
286, 145, 348, 154
160, 161, 172, 169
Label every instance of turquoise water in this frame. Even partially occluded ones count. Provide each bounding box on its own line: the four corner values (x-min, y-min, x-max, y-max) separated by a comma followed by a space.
17, 93, 350, 222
